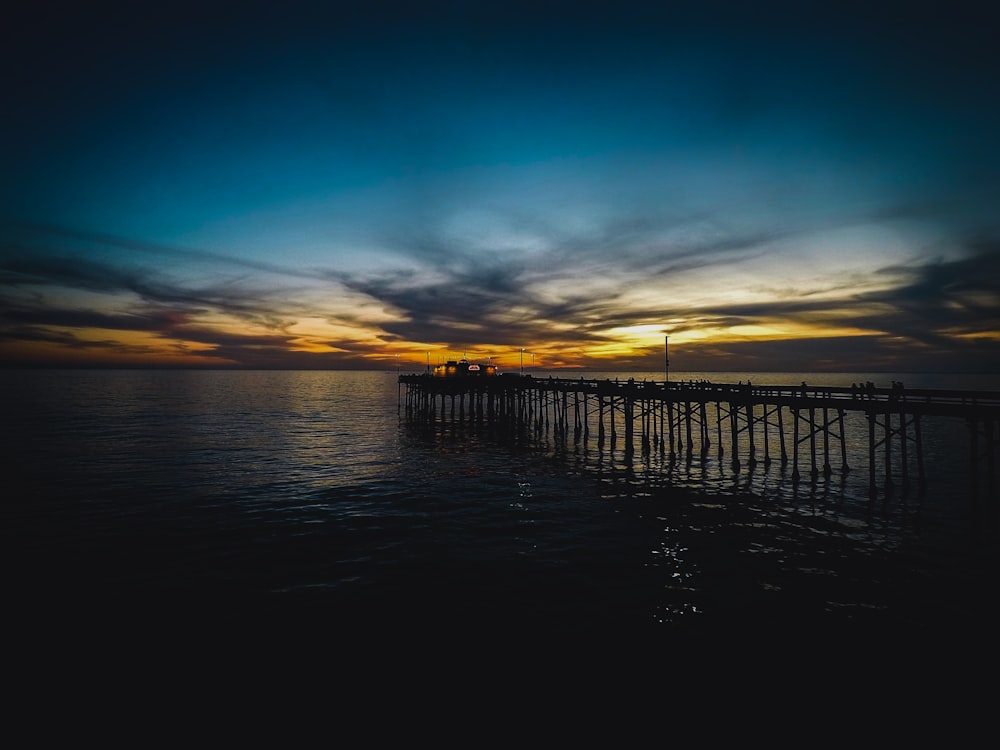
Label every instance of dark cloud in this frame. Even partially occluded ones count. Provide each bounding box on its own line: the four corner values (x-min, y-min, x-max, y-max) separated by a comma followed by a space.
0, 243, 300, 325
4, 211, 998, 371
332, 206, 793, 350
0, 222, 434, 367
3, 222, 320, 281
1, 253, 151, 295
0, 324, 160, 355
0, 304, 191, 333
327, 224, 1000, 372
655, 335, 1000, 375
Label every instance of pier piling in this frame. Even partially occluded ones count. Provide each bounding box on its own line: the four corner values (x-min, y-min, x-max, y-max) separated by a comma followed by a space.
399, 373, 1000, 502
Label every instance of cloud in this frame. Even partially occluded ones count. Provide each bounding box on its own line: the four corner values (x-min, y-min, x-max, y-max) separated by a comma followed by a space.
3, 221, 322, 282
0, 221, 439, 367
0, 304, 191, 333
3, 192, 998, 371
857, 241, 1000, 343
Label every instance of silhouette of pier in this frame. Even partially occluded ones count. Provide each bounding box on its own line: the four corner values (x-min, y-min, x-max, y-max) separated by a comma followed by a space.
399, 374, 1000, 501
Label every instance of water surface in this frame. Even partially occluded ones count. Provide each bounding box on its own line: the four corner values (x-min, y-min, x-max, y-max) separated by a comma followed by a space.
3, 369, 996, 636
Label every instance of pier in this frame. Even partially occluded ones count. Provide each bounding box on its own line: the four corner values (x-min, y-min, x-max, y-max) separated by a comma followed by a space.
399, 374, 1000, 502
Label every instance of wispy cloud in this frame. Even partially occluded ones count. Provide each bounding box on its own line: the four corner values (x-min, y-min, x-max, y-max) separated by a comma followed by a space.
2, 193, 998, 371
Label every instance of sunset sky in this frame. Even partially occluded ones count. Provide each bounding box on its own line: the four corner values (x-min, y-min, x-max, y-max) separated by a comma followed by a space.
2, 1, 998, 372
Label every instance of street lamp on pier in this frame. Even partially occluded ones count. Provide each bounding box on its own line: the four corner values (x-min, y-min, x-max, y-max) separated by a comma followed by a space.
664, 335, 672, 384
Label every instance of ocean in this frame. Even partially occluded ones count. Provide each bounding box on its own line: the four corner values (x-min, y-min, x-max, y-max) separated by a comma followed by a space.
3, 368, 998, 640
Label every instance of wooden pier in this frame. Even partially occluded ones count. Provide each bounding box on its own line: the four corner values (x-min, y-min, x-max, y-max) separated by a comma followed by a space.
399, 374, 1000, 501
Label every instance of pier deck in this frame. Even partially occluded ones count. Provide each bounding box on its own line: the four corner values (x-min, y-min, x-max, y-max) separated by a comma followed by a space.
399, 373, 1000, 500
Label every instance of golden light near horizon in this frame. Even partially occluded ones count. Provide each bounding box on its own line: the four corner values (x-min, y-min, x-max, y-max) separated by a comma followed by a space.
599, 319, 869, 350
84, 327, 225, 356
285, 317, 365, 353
1, 330, 230, 368
952, 330, 1000, 343
574, 325, 664, 361
382, 309, 899, 371
687, 321, 883, 343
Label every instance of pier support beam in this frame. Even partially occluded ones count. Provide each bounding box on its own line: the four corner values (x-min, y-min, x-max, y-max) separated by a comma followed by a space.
399, 374, 997, 502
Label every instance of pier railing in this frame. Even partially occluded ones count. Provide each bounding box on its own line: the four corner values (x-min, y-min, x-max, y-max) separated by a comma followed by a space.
398, 374, 1000, 500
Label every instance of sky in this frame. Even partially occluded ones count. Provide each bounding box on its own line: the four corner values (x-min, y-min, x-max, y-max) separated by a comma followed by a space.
2, 1, 999, 372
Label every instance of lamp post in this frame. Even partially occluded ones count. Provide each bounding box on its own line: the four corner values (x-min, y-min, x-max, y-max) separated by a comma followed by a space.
664, 335, 670, 384
520, 348, 524, 375
531, 352, 535, 376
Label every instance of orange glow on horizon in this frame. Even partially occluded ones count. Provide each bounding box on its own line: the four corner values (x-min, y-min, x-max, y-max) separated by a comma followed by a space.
3, 307, 990, 371
0, 338, 236, 368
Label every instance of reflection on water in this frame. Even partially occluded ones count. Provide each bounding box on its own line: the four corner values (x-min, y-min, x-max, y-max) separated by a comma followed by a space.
2, 369, 996, 634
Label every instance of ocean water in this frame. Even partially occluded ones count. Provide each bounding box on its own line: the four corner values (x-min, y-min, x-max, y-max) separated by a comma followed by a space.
2, 368, 997, 637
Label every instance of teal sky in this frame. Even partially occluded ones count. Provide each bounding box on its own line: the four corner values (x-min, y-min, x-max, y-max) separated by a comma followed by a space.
2, 1, 998, 371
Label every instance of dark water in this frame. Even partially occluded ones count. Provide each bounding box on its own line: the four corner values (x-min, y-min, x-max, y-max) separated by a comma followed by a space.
2, 369, 997, 640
